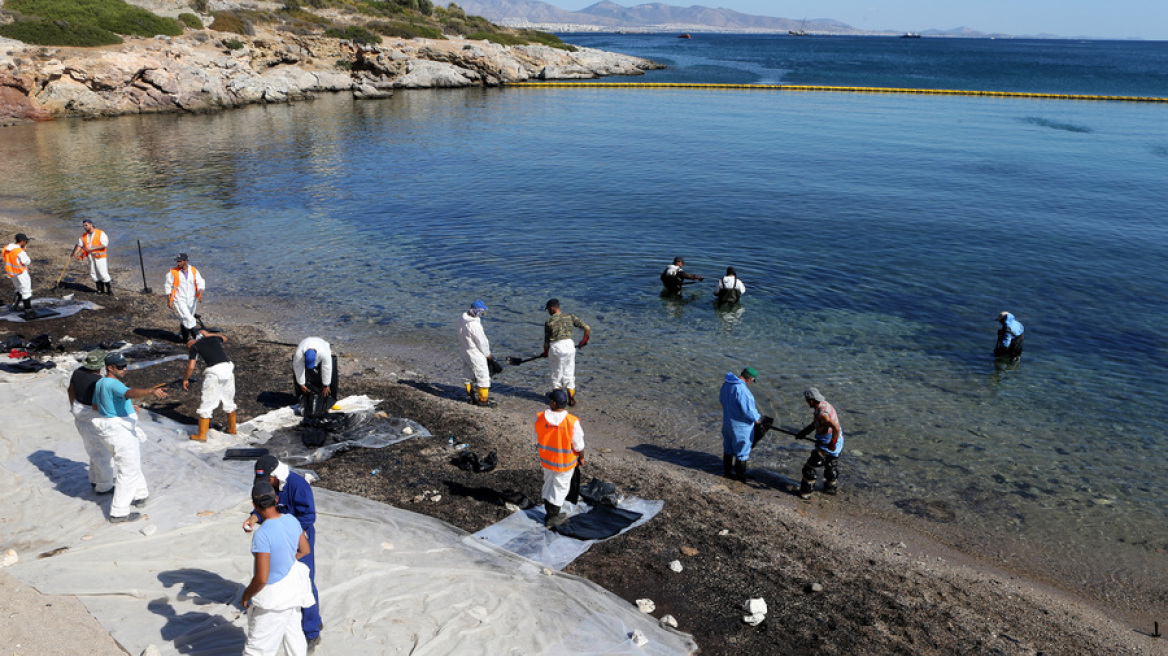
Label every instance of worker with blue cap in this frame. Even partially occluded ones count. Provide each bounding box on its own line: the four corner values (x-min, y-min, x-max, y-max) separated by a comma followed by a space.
292, 337, 337, 417
459, 300, 498, 406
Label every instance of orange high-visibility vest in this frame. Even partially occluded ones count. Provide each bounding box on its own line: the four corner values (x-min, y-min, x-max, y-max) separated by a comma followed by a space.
536, 412, 579, 473
169, 265, 200, 302
82, 229, 107, 259
3, 245, 26, 278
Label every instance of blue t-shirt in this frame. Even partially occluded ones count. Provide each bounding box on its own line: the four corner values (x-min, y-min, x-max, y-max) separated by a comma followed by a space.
251, 513, 303, 585
93, 377, 135, 418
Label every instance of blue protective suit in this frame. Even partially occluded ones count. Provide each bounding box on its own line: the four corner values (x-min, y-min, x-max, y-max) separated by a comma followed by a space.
997, 313, 1024, 349
277, 471, 321, 640
720, 372, 761, 461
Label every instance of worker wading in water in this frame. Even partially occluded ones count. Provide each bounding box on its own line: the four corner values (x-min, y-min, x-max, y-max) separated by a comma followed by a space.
661, 256, 703, 296
458, 300, 499, 406
995, 311, 1025, 359
796, 387, 844, 499
78, 219, 112, 294
535, 389, 585, 528
541, 299, 591, 406
183, 328, 238, 441
165, 253, 205, 343
713, 266, 746, 306
719, 367, 763, 481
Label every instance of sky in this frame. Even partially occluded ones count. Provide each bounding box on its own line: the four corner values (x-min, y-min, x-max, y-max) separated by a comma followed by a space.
556, 0, 1168, 40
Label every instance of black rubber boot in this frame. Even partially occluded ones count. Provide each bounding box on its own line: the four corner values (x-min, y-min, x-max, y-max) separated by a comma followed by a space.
798, 480, 814, 499
179, 325, 190, 342
22, 298, 32, 312
722, 454, 734, 478
10, 293, 20, 311
104, 281, 113, 295
734, 460, 747, 482
544, 501, 566, 528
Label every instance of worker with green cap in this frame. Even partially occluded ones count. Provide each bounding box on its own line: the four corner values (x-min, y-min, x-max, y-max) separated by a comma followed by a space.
719, 367, 763, 481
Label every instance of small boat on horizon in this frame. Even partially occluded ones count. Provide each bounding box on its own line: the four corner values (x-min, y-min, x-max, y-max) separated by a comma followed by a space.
678, 33, 691, 39
789, 18, 810, 36
901, 32, 922, 38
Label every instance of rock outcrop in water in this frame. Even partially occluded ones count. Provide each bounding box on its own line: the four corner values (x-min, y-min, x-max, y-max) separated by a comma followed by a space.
0, 30, 661, 125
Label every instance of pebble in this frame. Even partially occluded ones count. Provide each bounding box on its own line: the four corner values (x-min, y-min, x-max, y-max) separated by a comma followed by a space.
380, 542, 395, 550
630, 630, 648, 647
680, 546, 699, 557
141, 645, 162, 656
141, 525, 157, 536
743, 598, 767, 615
196, 510, 215, 517
636, 598, 656, 613
1, 549, 18, 567
668, 560, 683, 573
431, 495, 442, 502
805, 582, 823, 594
81, 534, 93, 541
542, 568, 553, 576
402, 426, 413, 435
660, 614, 678, 628
717, 529, 729, 536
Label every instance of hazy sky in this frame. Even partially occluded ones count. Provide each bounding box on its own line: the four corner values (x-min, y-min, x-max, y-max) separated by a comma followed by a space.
556, 0, 1168, 40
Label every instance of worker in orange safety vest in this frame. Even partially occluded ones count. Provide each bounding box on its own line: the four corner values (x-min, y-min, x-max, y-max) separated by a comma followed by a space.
164, 253, 205, 343
3, 233, 33, 314
535, 389, 585, 528
77, 219, 112, 294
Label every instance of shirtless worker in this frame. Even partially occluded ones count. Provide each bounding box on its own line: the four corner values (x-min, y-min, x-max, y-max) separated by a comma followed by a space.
78, 219, 112, 294
660, 256, 703, 296
795, 387, 844, 499
541, 299, 590, 407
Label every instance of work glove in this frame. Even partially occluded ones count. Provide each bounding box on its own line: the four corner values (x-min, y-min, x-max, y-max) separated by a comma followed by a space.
577, 335, 589, 349
487, 357, 504, 376
541, 347, 548, 358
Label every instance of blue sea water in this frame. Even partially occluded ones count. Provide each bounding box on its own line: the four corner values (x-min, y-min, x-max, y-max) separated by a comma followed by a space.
1, 34, 1166, 612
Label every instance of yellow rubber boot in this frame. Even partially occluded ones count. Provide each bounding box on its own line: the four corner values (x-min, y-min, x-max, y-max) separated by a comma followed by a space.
477, 387, 490, 406
226, 411, 237, 435
568, 388, 576, 406
465, 382, 474, 404
190, 417, 210, 441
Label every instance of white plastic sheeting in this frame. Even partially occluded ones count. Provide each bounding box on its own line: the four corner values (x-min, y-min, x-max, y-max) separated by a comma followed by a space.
0, 365, 697, 655
0, 297, 102, 322
473, 499, 664, 571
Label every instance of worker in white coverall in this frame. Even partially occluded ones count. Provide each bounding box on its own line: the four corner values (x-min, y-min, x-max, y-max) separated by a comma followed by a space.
535, 389, 585, 528
164, 252, 205, 343
458, 300, 496, 406
77, 219, 112, 294
3, 233, 33, 313
541, 299, 591, 407
67, 349, 114, 494
292, 337, 336, 416
91, 352, 167, 523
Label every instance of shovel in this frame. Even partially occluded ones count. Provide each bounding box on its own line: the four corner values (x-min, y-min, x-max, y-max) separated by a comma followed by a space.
54, 245, 79, 289
137, 240, 152, 294
505, 355, 544, 366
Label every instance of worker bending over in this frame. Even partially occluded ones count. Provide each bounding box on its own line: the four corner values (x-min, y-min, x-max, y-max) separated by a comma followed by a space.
995, 311, 1025, 358
241, 481, 314, 656
542, 299, 591, 406
796, 387, 844, 499
4, 233, 33, 314
292, 337, 337, 417
459, 300, 496, 406
183, 328, 237, 441
165, 253, 204, 342
78, 219, 112, 294
535, 389, 585, 528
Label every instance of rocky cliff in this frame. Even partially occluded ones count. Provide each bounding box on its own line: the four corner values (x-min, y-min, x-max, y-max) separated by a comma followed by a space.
0, 30, 661, 125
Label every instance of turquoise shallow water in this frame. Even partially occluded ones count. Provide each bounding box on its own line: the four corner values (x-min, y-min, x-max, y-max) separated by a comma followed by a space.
2, 35, 1167, 611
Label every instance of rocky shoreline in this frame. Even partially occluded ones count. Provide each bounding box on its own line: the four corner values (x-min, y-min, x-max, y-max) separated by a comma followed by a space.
0, 217, 1160, 654
0, 28, 661, 125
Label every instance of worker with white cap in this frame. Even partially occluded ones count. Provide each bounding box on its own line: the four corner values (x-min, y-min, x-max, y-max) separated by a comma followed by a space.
292, 337, 336, 416
795, 387, 844, 499
3, 233, 33, 314
459, 300, 497, 406
164, 253, 205, 342
77, 219, 112, 294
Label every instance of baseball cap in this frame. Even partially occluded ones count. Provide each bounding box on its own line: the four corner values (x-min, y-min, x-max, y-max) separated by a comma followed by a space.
548, 389, 569, 407
104, 352, 128, 367
175, 253, 188, 262
742, 366, 758, 380
804, 387, 825, 403
304, 348, 317, 370
251, 481, 278, 508
544, 299, 560, 310
83, 349, 107, 371
254, 454, 280, 479
14, 233, 31, 242
471, 300, 488, 312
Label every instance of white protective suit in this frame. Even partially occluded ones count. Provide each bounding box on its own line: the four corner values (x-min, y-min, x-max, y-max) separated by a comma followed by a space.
549, 339, 576, 390
537, 408, 585, 507
93, 415, 149, 518
197, 362, 237, 419
458, 311, 492, 389
244, 560, 315, 656
4, 243, 31, 300
292, 337, 332, 388
165, 265, 205, 330
79, 228, 110, 283
72, 400, 114, 493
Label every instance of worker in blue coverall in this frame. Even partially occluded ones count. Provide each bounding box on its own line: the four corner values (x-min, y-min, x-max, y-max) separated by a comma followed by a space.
246, 454, 322, 651
720, 367, 763, 482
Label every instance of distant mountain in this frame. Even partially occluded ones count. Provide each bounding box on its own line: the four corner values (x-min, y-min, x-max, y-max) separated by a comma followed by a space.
455, 0, 882, 34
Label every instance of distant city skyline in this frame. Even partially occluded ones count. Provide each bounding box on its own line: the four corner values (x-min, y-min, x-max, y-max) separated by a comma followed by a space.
554, 0, 1168, 40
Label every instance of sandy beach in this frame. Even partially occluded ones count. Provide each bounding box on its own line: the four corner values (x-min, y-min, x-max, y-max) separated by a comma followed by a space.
0, 216, 1163, 655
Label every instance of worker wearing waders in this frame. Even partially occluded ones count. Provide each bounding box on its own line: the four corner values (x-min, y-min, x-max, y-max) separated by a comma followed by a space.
542, 299, 590, 406
713, 266, 746, 305
661, 256, 703, 296
165, 253, 204, 343
183, 328, 237, 441
796, 387, 844, 499
92, 352, 167, 523
720, 367, 763, 481
78, 219, 112, 294
241, 481, 314, 656
459, 300, 498, 406
4, 233, 33, 314
292, 337, 337, 417
995, 311, 1025, 358
247, 455, 322, 650
536, 389, 585, 528
68, 349, 114, 495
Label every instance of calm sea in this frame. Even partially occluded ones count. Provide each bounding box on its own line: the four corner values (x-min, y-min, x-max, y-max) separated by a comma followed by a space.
1, 34, 1166, 613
